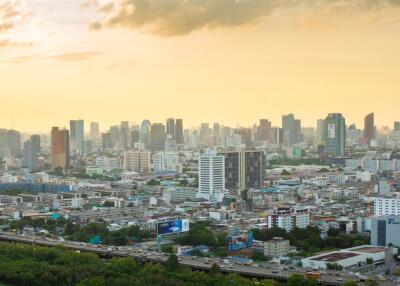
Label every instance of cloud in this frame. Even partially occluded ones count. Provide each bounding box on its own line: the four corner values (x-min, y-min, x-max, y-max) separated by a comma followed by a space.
85, 0, 400, 36
48, 51, 102, 62
89, 21, 102, 30
0, 38, 33, 47
0, 0, 29, 33
3, 51, 102, 64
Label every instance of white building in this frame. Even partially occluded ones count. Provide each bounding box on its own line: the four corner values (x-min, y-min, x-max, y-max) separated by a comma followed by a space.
96, 156, 120, 172
267, 207, 310, 232
198, 150, 225, 202
153, 152, 182, 173
124, 150, 151, 173
373, 195, 400, 216
162, 188, 198, 204
302, 245, 396, 270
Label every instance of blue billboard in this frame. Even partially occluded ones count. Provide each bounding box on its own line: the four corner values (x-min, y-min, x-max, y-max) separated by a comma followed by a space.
226, 231, 254, 252
157, 219, 190, 235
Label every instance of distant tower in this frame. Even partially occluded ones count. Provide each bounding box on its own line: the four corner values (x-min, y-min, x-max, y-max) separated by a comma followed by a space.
364, 113, 375, 145
323, 113, 346, 156
51, 127, 69, 170
69, 120, 85, 154
175, 119, 184, 144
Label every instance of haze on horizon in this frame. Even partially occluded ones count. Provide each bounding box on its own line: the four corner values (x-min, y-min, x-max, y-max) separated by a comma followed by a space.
1, 0, 400, 133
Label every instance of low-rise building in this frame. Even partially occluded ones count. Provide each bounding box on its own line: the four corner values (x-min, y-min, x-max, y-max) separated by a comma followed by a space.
264, 237, 290, 258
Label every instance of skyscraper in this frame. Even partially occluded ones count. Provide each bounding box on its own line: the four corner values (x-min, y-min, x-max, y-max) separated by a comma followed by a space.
140, 120, 151, 149
323, 113, 346, 156
234, 127, 252, 147
363, 113, 375, 145
150, 123, 166, 151
90, 122, 100, 141
395, 121, 400, 132
101, 132, 112, 149
23, 135, 40, 170
175, 119, 184, 144
51, 127, 69, 170
220, 147, 265, 191
198, 150, 225, 202
109, 125, 120, 148
316, 119, 325, 144
6, 129, 21, 156
69, 119, 85, 154
213, 123, 220, 145
166, 118, 175, 139
130, 129, 140, 148
257, 119, 272, 141
282, 114, 302, 146
120, 121, 130, 149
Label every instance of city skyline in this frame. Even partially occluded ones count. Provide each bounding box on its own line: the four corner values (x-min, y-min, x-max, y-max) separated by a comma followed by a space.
1, 0, 400, 132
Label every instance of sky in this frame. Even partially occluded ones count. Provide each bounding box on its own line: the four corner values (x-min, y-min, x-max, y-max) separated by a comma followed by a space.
0, 0, 400, 133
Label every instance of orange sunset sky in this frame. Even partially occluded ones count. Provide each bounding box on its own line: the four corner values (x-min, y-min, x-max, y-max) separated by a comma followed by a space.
1, 0, 400, 133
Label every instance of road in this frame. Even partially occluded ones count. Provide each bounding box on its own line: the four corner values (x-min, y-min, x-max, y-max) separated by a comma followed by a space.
0, 232, 394, 286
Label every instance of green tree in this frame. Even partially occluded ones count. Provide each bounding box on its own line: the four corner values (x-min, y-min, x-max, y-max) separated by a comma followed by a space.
165, 254, 180, 272
342, 281, 358, 286
366, 257, 374, 265
365, 279, 378, 286
76, 276, 105, 286
210, 263, 221, 276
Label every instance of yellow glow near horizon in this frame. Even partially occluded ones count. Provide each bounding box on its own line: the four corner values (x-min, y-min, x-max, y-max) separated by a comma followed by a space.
0, 1, 400, 133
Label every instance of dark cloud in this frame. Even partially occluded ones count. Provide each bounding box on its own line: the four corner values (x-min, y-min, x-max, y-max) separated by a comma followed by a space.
86, 0, 400, 36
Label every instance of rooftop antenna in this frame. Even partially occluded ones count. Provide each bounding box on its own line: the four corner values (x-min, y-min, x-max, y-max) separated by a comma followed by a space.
11, 112, 14, 130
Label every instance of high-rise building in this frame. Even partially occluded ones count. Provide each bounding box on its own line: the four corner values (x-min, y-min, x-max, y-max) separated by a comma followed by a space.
124, 150, 151, 173
316, 119, 325, 144
23, 135, 40, 170
109, 125, 120, 148
130, 130, 140, 148
198, 150, 225, 202
363, 113, 375, 145
69, 119, 85, 154
394, 121, 400, 132
51, 127, 69, 170
150, 123, 166, 151
257, 119, 272, 141
175, 119, 184, 144
6, 130, 21, 156
272, 127, 283, 145
166, 118, 175, 139
120, 121, 130, 149
140, 120, 151, 149
101, 132, 112, 149
323, 113, 346, 156
213, 123, 220, 145
0, 129, 9, 157
220, 147, 265, 190
282, 114, 302, 146
234, 128, 252, 147
200, 123, 211, 144
90, 122, 100, 141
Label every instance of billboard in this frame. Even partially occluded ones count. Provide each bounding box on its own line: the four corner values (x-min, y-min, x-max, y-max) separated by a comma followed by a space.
226, 231, 254, 252
157, 219, 190, 235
